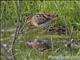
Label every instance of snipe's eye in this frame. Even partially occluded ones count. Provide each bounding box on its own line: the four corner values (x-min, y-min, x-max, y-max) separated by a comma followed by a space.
36, 14, 42, 17
36, 15, 40, 17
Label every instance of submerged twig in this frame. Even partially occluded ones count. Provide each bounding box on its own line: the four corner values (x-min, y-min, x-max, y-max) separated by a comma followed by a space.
1, 52, 11, 60
1, 43, 12, 56
1, 41, 12, 60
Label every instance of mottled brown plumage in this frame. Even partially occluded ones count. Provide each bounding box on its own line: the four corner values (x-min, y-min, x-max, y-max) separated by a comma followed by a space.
26, 39, 51, 52
25, 13, 58, 29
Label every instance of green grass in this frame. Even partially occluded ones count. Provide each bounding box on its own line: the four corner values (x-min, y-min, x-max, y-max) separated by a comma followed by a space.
1, 0, 80, 60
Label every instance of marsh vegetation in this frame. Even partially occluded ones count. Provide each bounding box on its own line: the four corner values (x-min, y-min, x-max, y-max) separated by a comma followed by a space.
1, 1, 80, 60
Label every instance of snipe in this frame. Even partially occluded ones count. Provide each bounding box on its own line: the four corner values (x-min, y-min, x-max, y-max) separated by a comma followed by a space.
25, 13, 58, 30
26, 39, 51, 52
